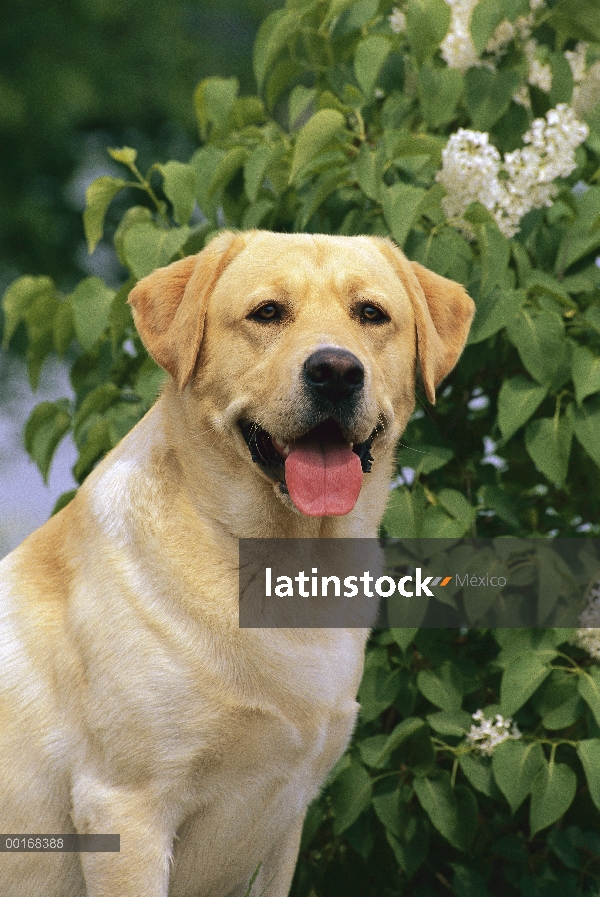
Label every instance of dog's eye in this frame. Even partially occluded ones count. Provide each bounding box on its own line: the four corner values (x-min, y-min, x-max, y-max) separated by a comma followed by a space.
250, 303, 281, 322
360, 304, 388, 324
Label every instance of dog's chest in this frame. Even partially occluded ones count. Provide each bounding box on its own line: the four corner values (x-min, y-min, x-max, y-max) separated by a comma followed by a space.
165, 636, 363, 896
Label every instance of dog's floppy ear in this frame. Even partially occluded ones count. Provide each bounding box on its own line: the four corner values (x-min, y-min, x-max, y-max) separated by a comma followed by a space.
128, 230, 247, 390
374, 238, 475, 403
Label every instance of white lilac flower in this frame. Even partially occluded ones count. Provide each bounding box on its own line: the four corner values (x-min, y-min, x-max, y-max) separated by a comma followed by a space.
388, 7, 407, 34
572, 60, 600, 117
513, 84, 531, 108
466, 710, 522, 756
525, 40, 552, 93
573, 581, 600, 660
440, 0, 480, 72
437, 105, 589, 238
485, 20, 515, 56
436, 129, 503, 224
565, 42, 589, 84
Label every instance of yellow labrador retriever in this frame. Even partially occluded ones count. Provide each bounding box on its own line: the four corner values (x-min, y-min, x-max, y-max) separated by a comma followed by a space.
0, 231, 474, 897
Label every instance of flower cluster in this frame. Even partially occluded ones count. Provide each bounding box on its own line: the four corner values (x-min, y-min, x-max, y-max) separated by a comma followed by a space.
436, 104, 589, 237
440, 0, 545, 72
440, 0, 479, 72
573, 581, 600, 661
525, 39, 552, 93
466, 710, 521, 756
565, 43, 600, 117
388, 6, 406, 35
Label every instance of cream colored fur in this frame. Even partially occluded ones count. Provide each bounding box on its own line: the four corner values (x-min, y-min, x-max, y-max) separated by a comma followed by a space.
0, 231, 473, 896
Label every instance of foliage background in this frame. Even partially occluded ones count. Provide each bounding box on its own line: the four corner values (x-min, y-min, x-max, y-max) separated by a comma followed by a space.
4, 0, 600, 894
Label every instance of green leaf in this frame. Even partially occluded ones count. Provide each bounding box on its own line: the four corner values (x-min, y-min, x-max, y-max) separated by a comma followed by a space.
2, 275, 55, 348
459, 754, 497, 798
534, 674, 585, 730
358, 734, 390, 769
208, 146, 249, 197
381, 183, 427, 248
478, 485, 520, 528
296, 166, 350, 230
572, 345, 600, 405
194, 76, 239, 140
24, 400, 72, 484
53, 301, 75, 357
549, 0, 600, 42
500, 654, 552, 716
556, 187, 600, 274
244, 145, 274, 204
122, 223, 191, 280
325, 0, 364, 23
470, 0, 503, 55
253, 9, 299, 91
107, 146, 137, 167
492, 739, 545, 814
385, 817, 429, 878
396, 443, 454, 475
391, 628, 419, 652
372, 785, 404, 840
353, 144, 385, 202
525, 411, 573, 487
331, 0, 378, 36
476, 220, 511, 298
530, 760, 577, 837
427, 710, 472, 736
413, 773, 477, 851
354, 34, 391, 98
159, 161, 197, 227
464, 68, 521, 131
70, 277, 116, 352
329, 760, 372, 835
467, 287, 524, 345
52, 489, 77, 516
576, 740, 600, 812
578, 667, 600, 728
549, 51, 575, 107
405, 0, 451, 66
134, 357, 167, 409
289, 109, 346, 183
506, 308, 569, 388
421, 506, 469, 538
83, 176, 127, 253
437, 489, 475, 526
189, 146, 225, 217
382, 485, 426, 538
73, 418, 113, 483
241, 199, 275, 230
358, 664, 401, 721
417, 663, 464, 711
288, 86, 316, 129
73, 384, 121, 440
373, 718, 426, 765
418, 64, 463, 129
573, 396, 600, 467
498, 375, 548, 441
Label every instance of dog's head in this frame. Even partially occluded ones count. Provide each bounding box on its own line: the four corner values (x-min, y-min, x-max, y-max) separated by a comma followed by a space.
128, 230, 474, 518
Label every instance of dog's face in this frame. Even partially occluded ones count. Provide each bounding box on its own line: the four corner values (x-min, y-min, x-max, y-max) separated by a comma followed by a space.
129, 230, 474, 517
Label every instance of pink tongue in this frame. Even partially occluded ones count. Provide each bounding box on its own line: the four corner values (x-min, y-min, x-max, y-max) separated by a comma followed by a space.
285, 438, 363, 517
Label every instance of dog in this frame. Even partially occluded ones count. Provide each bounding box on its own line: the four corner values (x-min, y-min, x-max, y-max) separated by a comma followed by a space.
0, 230, 474, 896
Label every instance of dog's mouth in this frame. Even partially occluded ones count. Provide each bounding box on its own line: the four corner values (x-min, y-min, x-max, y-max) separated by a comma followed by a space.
239, 418, 378, 517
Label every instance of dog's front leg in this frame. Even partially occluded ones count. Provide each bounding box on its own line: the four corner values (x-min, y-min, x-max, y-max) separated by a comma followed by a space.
231, 817, 304, 897
71, 775, 174, 897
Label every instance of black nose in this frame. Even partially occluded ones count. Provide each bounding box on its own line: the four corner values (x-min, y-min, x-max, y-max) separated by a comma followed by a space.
303, 348, 364, 403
